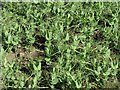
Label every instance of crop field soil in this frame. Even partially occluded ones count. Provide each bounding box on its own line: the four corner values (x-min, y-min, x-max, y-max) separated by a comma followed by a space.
1, 2, 120, 89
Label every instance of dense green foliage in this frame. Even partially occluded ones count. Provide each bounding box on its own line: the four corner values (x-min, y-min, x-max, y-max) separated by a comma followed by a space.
1, 2, 120, 89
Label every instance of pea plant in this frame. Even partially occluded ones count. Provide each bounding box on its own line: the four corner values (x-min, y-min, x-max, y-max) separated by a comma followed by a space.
1, 2, 120, 89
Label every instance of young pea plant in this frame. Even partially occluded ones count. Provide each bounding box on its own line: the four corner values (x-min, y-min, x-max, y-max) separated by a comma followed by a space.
1, 2, 120, 89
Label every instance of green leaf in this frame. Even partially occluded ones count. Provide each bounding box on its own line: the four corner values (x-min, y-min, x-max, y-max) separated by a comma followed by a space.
65, 33, 69, 41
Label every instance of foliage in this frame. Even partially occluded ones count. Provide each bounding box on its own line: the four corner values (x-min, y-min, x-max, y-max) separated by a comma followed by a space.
1, 2, 120, 89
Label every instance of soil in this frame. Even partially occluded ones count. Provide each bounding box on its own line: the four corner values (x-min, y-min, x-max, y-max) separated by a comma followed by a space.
5, 46, 44, 61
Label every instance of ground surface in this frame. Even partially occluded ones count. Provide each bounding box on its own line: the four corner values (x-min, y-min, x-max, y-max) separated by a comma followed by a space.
1, 2, 120, 89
